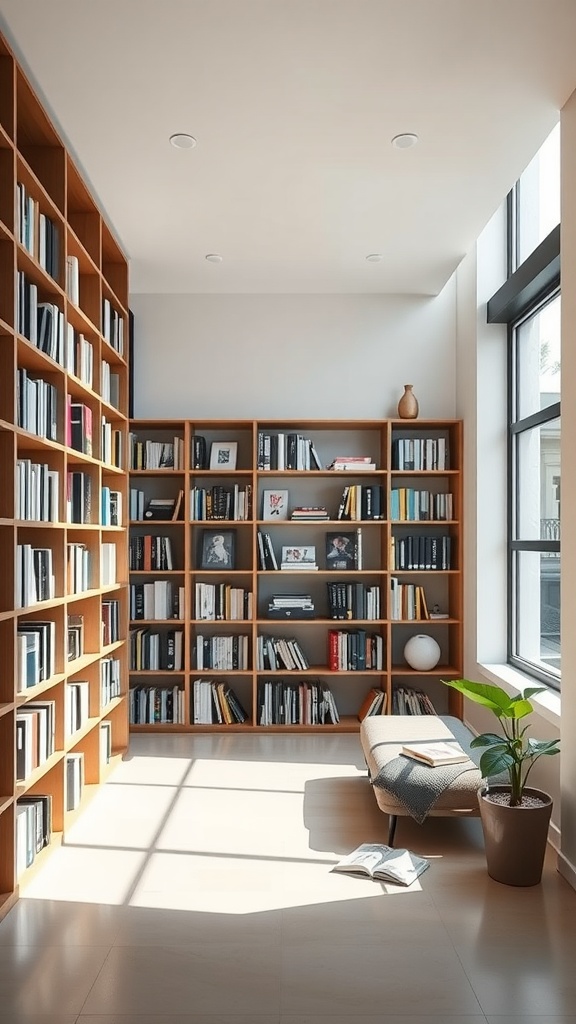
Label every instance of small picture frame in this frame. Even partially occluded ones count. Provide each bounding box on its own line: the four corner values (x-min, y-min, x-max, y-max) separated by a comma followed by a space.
209, 441, 238, 471
325, 532, 357, 570
262, 489, 289, 520
199, 529, 236, 570
281, 545, 316, 566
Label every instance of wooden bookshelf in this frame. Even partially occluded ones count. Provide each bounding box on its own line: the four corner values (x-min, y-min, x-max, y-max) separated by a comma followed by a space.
0, 31, 129, 922
128, 418, 463, 732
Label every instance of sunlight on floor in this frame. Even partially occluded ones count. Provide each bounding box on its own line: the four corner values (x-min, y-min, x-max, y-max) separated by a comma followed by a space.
20, 745, 427, 911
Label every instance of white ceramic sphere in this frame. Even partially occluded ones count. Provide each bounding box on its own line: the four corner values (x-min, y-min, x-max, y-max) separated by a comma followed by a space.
403, 634, 441, 671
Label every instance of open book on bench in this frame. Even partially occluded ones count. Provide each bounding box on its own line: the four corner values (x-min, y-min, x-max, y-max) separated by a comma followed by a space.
331, 843, 429, 885
401, 740, 470, 767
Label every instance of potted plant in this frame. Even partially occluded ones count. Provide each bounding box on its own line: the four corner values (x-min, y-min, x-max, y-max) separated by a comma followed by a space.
442, 678, 560, 886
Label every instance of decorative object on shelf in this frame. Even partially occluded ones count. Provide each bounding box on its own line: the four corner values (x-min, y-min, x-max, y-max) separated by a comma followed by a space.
397, 384, 419, 419
199, 529, 236, 569
209, 441, 238, 470
403, 633, 441, 670
442, 678, 560, 886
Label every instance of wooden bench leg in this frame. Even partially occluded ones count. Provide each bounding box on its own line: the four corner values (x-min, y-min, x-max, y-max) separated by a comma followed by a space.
388, 814, 398, 847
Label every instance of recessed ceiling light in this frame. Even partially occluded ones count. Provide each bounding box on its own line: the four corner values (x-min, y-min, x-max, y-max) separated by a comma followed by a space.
205, 253, 223, 263
391, 133, 419, 149
366, 253, 383, 262
169, 133, 197, 149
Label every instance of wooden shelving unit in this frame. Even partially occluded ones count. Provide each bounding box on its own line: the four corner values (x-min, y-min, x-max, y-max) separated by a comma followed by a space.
128, 418, 463, 732
0, 32, 129, 922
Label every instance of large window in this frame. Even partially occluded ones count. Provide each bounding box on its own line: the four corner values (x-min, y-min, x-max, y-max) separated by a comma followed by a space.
487, 124, 561, 689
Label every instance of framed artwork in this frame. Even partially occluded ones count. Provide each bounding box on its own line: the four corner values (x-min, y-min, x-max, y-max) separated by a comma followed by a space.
281, 545, 316, 566
262, 489, 289, 520
325, 532, 357, 570
199, 529, 236, 570
209, 441, 238, 470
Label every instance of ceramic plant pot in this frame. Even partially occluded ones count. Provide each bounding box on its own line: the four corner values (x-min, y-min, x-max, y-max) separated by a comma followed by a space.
478, 785, 553, 886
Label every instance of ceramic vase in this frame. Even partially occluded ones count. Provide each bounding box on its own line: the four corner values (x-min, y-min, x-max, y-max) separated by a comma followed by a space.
403, 634, 441, 671
398, 384, 419, 419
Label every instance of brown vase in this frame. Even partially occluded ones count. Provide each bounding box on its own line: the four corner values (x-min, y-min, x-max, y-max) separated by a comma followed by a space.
478, 786, 553, 886
397, 384, 419, 419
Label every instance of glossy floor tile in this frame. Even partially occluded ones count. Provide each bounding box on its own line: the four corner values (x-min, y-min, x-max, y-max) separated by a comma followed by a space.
1, 732, 575, 1022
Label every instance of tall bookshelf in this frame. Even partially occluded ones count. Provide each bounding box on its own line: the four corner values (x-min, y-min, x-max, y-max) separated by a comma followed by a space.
128, 418, 463, 732
0, 33, 129, 922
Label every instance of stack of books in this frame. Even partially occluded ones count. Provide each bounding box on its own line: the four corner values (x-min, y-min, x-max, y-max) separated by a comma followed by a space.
290, 506, 329, 521
328, 456, 376, 471
268, 594, 315, 619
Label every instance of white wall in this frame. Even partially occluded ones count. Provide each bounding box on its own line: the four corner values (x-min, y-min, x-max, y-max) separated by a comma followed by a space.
130, 291, 456, 419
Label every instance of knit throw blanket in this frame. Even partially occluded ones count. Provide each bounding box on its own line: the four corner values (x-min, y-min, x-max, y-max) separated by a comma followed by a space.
372, 755, 478, 824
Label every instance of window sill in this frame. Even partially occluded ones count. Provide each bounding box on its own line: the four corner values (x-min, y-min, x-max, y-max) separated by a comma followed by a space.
479, 662, 561, 729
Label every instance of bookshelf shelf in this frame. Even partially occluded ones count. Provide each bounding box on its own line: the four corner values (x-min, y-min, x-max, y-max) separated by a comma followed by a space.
129, 417, 463, 732
0, 30, 129, 922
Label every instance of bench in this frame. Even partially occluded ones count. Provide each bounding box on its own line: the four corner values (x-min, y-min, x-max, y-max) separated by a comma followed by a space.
360, 714, 482, 844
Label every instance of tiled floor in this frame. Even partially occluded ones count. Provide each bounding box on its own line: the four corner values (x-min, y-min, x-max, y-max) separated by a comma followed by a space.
1, 731, 575, 1023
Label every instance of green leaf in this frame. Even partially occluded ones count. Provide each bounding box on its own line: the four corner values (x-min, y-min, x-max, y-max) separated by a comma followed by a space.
470, 732, 505, 748
527, 738, 561, 756
479, 748, 515, 777
441, 679, 511, 714
503, 698, 533, 720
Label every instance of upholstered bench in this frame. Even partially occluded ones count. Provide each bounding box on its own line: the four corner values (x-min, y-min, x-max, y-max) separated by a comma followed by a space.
360, 714, 482, 844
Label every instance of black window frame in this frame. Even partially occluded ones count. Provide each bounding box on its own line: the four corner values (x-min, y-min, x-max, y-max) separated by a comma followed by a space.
487, 197, 561, 689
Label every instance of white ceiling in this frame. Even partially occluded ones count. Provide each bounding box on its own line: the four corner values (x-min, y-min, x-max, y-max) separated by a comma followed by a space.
1, 0, 576, 296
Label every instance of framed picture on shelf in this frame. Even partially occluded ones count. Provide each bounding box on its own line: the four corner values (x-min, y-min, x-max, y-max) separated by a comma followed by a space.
281, 545, 316, 567
199, 529, 236, 570
262, 489, 289, 520
325, 532, 357, 570
209, 441, 238, 470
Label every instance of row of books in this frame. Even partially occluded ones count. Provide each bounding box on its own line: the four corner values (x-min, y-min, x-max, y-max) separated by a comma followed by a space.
16, 700, 56, 780
65, 399, 92, 456
100, 657, 121, 707
129, 535, 173, 571
389, 580, 432, 620
392, 686, 437, 715
327, 629, 384, 671
328, 456, 376, 471
102, 298, 124, 356
17, 620, 56, 691
390, 488, 454, 521
16, 544, 55, 607
189, 484, 252, 521
100, 360, 121, 408
68, 614, 84, 661
390, 535, 452, 571
101, 486, 123, 527
129, 628, 184, 671
17, 369, 58, 440
130, 581, 185, 621
192, 679, 248, 724
16, 459, 59, 522
16, 184, 60, 280
195, 582, 253, 621
129, 685, 185, 725
256, 634, 309, 672
101, 419, 123, 469
336, 484, 385, 521
129, 435, 184, 469
257, 431, 323, 471
65, 680, 89, 736
326, 582, 381, 621
16, 795, 52, 880
257, 680, 339, 726
391, 437, 448, 471
102, 599, 121, 645
194, 633, 249, 671
358, 687, 387, 720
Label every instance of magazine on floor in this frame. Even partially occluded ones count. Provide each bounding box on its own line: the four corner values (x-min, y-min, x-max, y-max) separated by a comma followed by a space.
331, 843, 430, 885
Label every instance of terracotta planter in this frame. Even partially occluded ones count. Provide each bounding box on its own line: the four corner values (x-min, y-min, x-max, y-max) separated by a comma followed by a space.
478, 785, 553, 886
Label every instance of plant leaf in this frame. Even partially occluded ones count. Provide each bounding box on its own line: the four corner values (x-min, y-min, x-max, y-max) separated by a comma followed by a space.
470, 733, 505, 747
527, 738, 561, 756
479, 748, 515, 777
504, 698, 533, 720
441, 679, 511, 715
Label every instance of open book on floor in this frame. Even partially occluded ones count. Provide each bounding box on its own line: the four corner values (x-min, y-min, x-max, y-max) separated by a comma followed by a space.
331, 843, 429, 886
401, 741, 470, 767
